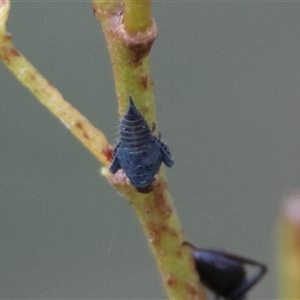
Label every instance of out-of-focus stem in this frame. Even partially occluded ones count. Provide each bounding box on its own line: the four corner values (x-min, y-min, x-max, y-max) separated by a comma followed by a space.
277, 195, 300, 299
0, 0, 111, 166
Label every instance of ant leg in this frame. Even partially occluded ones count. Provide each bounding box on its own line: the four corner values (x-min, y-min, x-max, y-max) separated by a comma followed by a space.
212, 252, 267, 300
227, 261, 267, 300
182, 241, 198, 250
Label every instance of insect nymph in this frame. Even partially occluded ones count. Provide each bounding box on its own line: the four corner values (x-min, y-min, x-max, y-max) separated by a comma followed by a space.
109, 97, 174, 190
183, 242, 267, 300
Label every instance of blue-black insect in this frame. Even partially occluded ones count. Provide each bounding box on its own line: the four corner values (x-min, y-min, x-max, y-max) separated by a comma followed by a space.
183, 242, 267, 300
110, 96, 174, 190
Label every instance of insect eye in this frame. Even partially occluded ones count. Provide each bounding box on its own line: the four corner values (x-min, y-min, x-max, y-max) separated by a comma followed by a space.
145, 163, 153, 170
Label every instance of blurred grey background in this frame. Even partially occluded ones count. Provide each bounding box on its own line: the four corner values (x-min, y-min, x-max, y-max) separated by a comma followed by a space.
1, 1, 299, 299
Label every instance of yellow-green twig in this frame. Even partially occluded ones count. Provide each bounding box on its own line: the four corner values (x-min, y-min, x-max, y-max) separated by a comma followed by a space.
123, 0, 152, 33
96, 1, 207, 299
1, 0, 207, 298
0, 0, 110, 166
93, 0, 157, 124
103, 167, 207, 299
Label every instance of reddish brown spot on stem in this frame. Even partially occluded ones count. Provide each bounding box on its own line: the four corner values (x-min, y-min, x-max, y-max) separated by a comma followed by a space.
75, 121, 90, 139
139, 75, 148, 89
154, 191, 173, 218
10, 48, 20, 57
128, 40, 154, 66
186, 282, 199, 298
168, 227, 178, 237
139, 74, 154, 90
160, 223, 168, 232
0, 45, 20, 63
142, 205, 152, 214
75, 121, 83, 130
165, 273, 177, 287
175, 248, 183, 258
109, 13, 157, 66
102, 145, 114, 162
147, 222, 161, 246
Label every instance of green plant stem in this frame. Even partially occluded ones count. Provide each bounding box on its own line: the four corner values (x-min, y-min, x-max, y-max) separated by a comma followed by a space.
93, 0, 157, 124
1, 0, 207, 298
96, 1, 207, 299
0, 0, 110, 166
123, 0, 152, 33
104, 168, 207, 299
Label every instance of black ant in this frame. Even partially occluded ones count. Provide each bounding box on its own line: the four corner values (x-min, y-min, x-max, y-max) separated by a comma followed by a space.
183, 242, 267, 300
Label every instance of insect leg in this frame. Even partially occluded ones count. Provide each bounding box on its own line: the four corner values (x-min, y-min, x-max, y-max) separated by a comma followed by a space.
226, 258, 267, 300
109, 142, 121, 174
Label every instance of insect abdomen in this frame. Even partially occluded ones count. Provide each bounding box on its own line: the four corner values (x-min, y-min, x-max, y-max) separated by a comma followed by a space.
120, 103, 153, 151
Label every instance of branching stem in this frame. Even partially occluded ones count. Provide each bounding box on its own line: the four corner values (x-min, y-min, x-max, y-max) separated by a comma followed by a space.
1, 0, 207, 298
